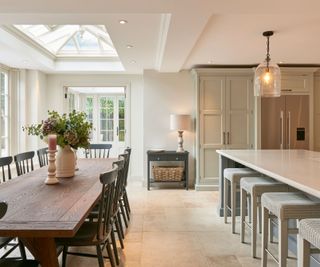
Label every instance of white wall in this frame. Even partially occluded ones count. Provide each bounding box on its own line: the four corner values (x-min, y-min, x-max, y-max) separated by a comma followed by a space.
14, 69, 47, 154
45, 74, 144, 178
143, 70, 196, 186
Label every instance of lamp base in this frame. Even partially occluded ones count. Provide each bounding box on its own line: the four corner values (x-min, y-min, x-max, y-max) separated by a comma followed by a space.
176, 131, 185, 153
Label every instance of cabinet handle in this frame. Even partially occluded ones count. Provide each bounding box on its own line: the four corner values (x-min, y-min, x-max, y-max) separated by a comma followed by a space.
280, 110, 284, 149
227, 132, 230, 145
287, 111, 291, 149
223, 132, 226, 145
281, 89, 292, 92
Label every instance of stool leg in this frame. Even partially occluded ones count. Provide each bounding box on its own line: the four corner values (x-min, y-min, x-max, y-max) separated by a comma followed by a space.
298, 234, 310, 267
224, 178, 228, 224
231, 180, 237, 234
251, 193, 257, 258
240, 188, 247, 243
262, 206, 269, 267
279, 219, 288, 267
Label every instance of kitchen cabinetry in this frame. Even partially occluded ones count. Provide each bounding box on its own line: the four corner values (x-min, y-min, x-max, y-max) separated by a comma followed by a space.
193, 69, 254, 190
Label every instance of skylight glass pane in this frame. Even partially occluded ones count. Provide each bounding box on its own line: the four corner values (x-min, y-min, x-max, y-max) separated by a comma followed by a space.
75, 31, 99, 51
28, 25, 49, 36
60, 38, 77, 51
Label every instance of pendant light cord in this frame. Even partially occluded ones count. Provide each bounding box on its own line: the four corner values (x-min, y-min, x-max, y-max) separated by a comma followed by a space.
265, 36, 270, 71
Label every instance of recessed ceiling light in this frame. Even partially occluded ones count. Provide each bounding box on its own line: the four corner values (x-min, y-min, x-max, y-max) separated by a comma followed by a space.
126, 45, 133, 49
119, 20, 128, 24
279, 61, 284, 64
208, 60, 214, 64
22, 60, 29, 64
130, 60, 136, 64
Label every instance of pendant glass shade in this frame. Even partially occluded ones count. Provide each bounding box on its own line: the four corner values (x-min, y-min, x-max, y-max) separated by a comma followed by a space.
254, 60, 281, 97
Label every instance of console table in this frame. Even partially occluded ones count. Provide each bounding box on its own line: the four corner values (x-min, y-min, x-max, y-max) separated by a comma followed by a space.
147, 150, 189, 190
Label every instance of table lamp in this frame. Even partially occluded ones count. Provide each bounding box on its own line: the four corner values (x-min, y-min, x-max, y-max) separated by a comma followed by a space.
170, 114, 191, 152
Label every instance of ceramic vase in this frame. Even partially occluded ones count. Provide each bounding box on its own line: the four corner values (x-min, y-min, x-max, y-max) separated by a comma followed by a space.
56, 145, 75, 178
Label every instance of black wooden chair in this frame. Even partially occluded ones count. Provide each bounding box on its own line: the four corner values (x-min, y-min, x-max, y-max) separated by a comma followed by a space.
120, 148, 132, 223
14, 151, 35, 176
0, 157, 27, 260
0, 202, 38, 267
0, 156, 13, 183
56, 166, 118, 267
36, 148, 48, 167
85, 144, 112, 159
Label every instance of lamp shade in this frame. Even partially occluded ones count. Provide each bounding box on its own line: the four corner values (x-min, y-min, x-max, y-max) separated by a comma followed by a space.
170, 114, 191, 131
254, 61, 281, 97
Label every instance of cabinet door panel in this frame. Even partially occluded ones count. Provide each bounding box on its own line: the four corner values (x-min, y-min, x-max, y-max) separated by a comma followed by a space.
200, 148, 219, 185
203, 114, 223, 145
199, 77, 225, 186
225, 77, 253, 149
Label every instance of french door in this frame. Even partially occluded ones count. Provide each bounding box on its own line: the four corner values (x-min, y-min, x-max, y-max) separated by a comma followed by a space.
82, 94, 126, 157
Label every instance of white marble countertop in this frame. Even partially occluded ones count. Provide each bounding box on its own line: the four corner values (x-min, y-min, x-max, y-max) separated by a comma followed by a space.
217, 149, 320, 198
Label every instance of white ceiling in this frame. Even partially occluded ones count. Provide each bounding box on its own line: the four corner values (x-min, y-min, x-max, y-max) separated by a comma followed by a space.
0, 0, 320, 73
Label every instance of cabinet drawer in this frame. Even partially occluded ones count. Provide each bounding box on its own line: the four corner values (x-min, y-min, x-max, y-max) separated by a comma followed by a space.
148, 154, 186, 161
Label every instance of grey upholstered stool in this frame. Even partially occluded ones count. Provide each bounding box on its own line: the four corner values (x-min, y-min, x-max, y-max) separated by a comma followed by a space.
261, 192, 320, 267
223, 168, 259, 234
298, 219, 320, 267
240, 177, 289, 258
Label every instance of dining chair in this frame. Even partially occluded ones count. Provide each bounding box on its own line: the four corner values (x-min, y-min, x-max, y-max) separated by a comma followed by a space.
87, 156, 126, 266
121, 147, 131, 222
0, 157, 27, 260
56, 165, 118, 267
14, 151, 35, 176
0, 202, 38, 267
85, 144, 112, 158
36, 148, 48, 167
0, 156, 13, 183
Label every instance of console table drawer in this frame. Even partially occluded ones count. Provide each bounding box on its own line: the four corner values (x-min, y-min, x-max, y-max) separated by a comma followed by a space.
148, 154, 186, 161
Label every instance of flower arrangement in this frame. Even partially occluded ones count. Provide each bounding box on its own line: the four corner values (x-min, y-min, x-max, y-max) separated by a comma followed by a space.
23, 110, 93, 149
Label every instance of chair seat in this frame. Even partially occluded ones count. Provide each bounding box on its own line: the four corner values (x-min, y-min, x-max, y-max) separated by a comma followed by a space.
224, 168, 258, 183
0, 259, 38, 267
261, 192, 320, 219
56, 222, 106, 246
300, 219, 320, 249
241, 177, 285, 195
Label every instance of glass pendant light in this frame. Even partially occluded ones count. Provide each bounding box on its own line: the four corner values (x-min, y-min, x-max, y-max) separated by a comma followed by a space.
254, 31, 281, 97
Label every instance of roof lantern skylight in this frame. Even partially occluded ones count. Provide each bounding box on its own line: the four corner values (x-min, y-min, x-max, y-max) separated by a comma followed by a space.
13, 25, 118, 57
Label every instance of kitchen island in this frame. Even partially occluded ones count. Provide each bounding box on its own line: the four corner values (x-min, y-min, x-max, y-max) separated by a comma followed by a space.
217, 149, 320, 216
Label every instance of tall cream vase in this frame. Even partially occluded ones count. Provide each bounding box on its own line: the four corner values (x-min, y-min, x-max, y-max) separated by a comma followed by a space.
56, 145, 75, 178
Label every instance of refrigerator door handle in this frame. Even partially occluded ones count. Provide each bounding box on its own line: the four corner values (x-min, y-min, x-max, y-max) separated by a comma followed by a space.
223, 132, 226, 145
227, 132, 230, 145
280, 111, 284, 149
287, 111, 291, 149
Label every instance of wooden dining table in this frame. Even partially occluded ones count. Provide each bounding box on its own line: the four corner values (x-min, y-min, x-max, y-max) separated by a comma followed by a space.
0, 158, 115, 267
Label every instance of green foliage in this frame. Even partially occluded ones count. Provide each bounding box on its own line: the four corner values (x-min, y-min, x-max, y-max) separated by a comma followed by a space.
23, 110, 93, 149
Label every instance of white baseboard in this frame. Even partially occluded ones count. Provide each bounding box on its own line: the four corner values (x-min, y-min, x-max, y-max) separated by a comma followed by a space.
195, 184, 219, 191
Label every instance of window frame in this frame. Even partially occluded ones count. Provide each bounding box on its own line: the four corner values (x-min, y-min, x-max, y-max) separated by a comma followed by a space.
0, 68, 10, 157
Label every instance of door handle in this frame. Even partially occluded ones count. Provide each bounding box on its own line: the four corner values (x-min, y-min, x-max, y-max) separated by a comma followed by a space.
116, 126, 119, 136
223, 132, 226, 145
280, 111, 284, 149
227, 132, 230, 145
287, 111, 291, 149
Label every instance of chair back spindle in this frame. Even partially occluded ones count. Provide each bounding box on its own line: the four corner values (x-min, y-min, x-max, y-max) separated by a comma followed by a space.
37, 148, 49, 167
14, 151, 35, 176
85, 144, 112, 159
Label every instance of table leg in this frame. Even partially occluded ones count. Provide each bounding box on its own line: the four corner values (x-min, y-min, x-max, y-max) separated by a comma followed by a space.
21, 237, 59, 267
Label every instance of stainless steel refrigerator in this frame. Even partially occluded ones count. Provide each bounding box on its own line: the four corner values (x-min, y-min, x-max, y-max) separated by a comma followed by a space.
261, 95, 309, 149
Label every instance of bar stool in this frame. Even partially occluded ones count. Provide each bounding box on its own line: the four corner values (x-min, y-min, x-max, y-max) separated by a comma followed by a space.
261, 192, 320, 267
240, 177, 289, 258
298, 219, 320, 267
224, 168, 259, 234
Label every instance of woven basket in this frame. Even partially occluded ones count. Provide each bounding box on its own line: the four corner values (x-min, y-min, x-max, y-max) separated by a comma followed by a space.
153, 166, 184, 182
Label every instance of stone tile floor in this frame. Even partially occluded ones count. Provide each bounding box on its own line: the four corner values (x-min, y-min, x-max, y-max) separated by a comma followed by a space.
2, 179, 298, 266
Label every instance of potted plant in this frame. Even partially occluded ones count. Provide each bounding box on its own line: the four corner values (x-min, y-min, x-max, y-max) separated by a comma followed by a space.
23, 110, 92, 177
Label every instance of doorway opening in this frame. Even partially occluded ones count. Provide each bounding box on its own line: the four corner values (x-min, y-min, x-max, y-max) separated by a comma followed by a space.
66, 86, 128, 157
